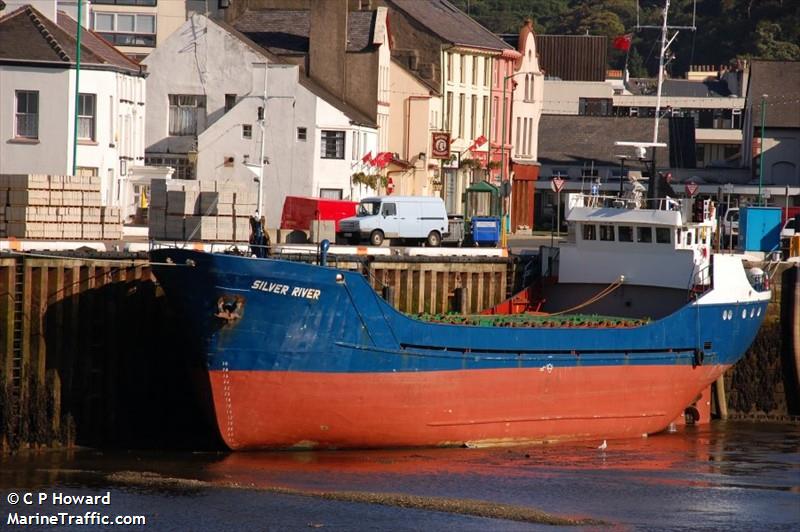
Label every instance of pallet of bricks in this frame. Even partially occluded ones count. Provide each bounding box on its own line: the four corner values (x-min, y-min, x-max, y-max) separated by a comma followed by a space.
148, 179, 256, 242
0, 174, 122, 240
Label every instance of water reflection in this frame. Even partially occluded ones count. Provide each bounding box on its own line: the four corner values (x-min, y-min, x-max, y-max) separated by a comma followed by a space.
1, 422, 798, 530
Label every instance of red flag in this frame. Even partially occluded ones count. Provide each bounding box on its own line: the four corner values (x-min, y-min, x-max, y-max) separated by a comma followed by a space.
613, 34, 632, 51
468, 135, 487, 152
361, 150, 373, 164
374, 152, 393, 169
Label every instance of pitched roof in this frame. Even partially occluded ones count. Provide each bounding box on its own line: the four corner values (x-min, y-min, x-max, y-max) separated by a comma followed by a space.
626, 78, 732, 98
211, 16, 376, 128
232, 9, 376, 55
0, 5, 142, 75
538, 115, 669, 166
748, 60, 800, 128
534, 35, 607, 81
386, 0, 512, 51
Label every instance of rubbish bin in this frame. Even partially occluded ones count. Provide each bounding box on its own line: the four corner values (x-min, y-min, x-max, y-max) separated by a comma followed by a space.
471, 216, 500, 247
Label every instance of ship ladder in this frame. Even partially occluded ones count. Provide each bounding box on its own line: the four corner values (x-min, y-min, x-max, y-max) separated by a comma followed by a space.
9, 257, 25, 437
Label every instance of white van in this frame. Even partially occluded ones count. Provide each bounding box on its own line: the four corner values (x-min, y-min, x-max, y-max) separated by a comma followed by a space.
337, 196, 448, 246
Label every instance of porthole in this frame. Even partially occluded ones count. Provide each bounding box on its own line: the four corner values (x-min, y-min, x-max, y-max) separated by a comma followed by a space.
750, 308, 755, 318
741, 309, 747, 319
757, 307, 762, 317
722, 310, 727, 320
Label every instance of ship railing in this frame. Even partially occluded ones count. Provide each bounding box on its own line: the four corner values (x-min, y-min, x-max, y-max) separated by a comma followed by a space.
572, 193, 683, 211
687, 261, 713, 300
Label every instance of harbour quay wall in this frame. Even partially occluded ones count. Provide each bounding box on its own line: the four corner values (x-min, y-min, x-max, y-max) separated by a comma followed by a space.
724, 263, 800, 420
0, 254, 216, 452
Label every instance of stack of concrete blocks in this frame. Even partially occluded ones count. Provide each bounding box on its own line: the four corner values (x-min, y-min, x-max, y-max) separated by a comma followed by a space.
0, 174, 122, 240
148, 179, 256, 242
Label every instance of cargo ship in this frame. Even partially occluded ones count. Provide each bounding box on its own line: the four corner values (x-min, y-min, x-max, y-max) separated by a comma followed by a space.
150, 190, 770, 450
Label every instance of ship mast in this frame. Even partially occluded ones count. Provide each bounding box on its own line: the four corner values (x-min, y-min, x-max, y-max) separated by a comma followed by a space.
616, 0, 696, 201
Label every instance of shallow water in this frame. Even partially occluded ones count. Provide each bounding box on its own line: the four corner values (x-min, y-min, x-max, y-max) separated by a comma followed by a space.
2, 421, 798, 530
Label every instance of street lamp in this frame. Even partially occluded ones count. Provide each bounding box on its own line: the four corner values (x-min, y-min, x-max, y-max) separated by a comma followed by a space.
500, 70, 530, 246
758, 94, 768, 206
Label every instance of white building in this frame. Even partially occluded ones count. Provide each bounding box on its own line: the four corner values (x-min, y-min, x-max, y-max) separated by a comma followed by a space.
0, 5, 147, 216
143, 14, 378, 228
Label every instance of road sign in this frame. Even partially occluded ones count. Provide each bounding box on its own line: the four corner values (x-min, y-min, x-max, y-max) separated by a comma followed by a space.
551, 177, 565, 193
685, 182, 699, 197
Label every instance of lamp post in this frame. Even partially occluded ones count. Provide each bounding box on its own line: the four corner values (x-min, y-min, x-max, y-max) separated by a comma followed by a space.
758, 94, 767, 206
500, 69, 529, 247
71, 0, 83, 176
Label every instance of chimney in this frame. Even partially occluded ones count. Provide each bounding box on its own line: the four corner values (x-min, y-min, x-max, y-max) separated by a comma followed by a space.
309, 0, 349, 101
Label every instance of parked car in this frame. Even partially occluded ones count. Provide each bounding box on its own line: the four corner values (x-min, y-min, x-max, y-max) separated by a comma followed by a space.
337, 196, 448, 247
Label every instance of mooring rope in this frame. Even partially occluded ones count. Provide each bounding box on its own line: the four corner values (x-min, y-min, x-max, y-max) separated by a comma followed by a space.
548, 278, 625, 316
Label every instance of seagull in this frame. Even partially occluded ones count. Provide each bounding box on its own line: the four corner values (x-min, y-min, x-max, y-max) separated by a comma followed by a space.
597, 439, 607, 450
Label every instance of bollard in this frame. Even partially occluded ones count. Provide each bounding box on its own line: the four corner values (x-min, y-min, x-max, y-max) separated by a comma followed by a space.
381, 286, 394, 304
452, 287, 468, 315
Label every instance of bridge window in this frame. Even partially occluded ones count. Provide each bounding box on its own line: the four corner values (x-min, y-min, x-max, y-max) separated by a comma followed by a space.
637, 226, 653, 243
618, 226, 633, 242
656, 227, 671, 244
599, 225, 615, 241
583, 224, 596, 240
686, 231, 693, 245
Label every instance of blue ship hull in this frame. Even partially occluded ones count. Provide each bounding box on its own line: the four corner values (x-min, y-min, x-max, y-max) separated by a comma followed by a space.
150, 249, 769, 449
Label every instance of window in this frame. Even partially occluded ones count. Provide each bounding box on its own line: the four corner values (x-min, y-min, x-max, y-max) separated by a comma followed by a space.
225, 94, 236, 113
447, 53, 453, 81
108, 95, 114, 145
320, 188, 343, 200
618, 226, 633, 242
78, 93, 96, 140
482, 95, 488, 136
381, 203, 396, 216
521, 117, 528, 155
168, 95, 206, 136
579, 98, 612, 116
93, 12, 156, 47
470, 95, 477, 140
637, 226, 653, 243
460, 55, 465, 83
242, 124, 252, 139
93, 0, 156, 5
599, 225, 615, 241
445, 91, 453, 131
458, 94, 465, 138
484, 57, 490, 86
515, 117, 521, 152
320, 130, 345, 159
15, 90, 38, 139
686, 231, 693, 245
472, 56, 479, 85
145, 155, 194, 179
297, 127, 307, 141
583, 224, 596, 240
656, 227, 671, 244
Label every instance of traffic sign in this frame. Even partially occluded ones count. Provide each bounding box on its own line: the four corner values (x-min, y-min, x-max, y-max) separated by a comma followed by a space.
551, 177, 565, 193
685, 182, 699, 197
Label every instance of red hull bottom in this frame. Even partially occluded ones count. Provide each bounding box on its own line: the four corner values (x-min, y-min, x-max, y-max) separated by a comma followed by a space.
209, 365, 728, 450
